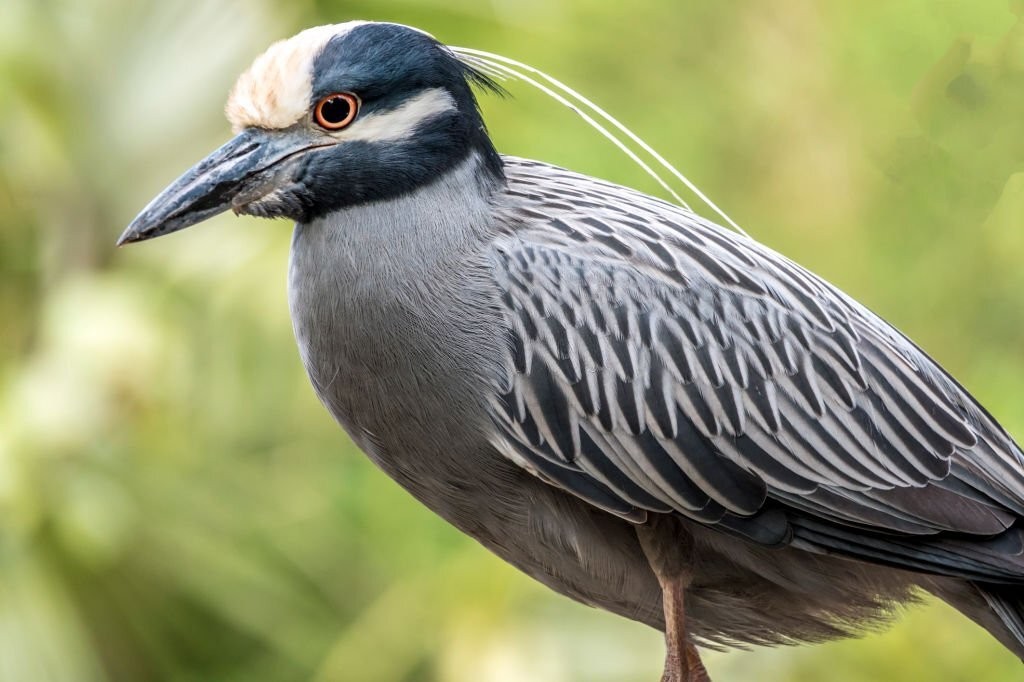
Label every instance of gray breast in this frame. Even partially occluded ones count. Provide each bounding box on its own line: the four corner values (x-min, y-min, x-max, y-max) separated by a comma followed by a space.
286, 154, 511, 483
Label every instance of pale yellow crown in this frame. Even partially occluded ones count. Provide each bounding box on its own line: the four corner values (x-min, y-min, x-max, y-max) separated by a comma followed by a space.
225, 22, 367, 133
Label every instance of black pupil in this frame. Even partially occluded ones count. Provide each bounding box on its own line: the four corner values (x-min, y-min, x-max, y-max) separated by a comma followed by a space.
320, 96, 351, 124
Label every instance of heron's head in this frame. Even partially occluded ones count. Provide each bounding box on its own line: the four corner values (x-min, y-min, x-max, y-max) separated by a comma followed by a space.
119, 21, 503, 245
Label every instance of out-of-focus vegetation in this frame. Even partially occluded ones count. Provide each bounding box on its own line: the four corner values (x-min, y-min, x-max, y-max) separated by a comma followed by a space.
2, 0, 1024, 680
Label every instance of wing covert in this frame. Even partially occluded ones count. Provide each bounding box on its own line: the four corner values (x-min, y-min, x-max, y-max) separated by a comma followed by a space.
486, 158, 1024, 564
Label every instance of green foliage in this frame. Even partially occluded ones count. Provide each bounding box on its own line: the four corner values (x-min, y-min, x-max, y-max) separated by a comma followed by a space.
2, 1, 1023, 680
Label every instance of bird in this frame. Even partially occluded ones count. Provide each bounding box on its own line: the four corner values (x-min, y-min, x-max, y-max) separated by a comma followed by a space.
119, 21, 1024, 682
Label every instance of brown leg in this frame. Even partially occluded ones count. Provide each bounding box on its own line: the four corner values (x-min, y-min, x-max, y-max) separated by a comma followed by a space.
659, 574, 711, 682
637, 517, 711, 682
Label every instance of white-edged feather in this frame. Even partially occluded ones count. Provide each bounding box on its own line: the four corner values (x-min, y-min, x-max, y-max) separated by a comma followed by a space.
337, 88, 456, 143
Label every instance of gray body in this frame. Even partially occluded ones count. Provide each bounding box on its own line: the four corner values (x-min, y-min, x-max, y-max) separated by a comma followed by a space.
287, 153, 1021, 650
290, 154, 665, 630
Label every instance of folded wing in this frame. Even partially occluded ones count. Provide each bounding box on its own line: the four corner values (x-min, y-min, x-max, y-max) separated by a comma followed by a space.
487, 158, 1024, 581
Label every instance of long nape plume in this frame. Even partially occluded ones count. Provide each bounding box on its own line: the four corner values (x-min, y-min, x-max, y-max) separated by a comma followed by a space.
451, 46, 750, 239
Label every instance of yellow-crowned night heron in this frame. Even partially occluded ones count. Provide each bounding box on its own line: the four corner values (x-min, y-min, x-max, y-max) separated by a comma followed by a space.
119, 22, 1024, 682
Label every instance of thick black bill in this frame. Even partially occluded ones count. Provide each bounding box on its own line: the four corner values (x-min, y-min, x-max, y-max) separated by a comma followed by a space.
117, 129, 319, 246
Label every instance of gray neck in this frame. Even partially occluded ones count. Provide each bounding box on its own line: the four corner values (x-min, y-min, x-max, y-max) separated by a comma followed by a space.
287, 153, 507, 464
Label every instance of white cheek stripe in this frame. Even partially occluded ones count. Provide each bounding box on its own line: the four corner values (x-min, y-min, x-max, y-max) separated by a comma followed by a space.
334, 88, 456, 143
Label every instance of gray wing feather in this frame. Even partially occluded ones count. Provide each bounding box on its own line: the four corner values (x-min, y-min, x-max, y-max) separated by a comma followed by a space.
488, 158, 1024, 579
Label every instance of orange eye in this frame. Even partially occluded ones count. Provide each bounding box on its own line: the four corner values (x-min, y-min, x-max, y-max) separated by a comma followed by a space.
314, 92, 359, 130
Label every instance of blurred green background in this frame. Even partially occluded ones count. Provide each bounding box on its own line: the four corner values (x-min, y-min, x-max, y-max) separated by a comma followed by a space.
3, 0, 1024, 680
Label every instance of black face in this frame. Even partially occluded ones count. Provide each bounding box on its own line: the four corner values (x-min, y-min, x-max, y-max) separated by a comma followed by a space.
294, 23, 505, 219
118, 22, 504, 246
